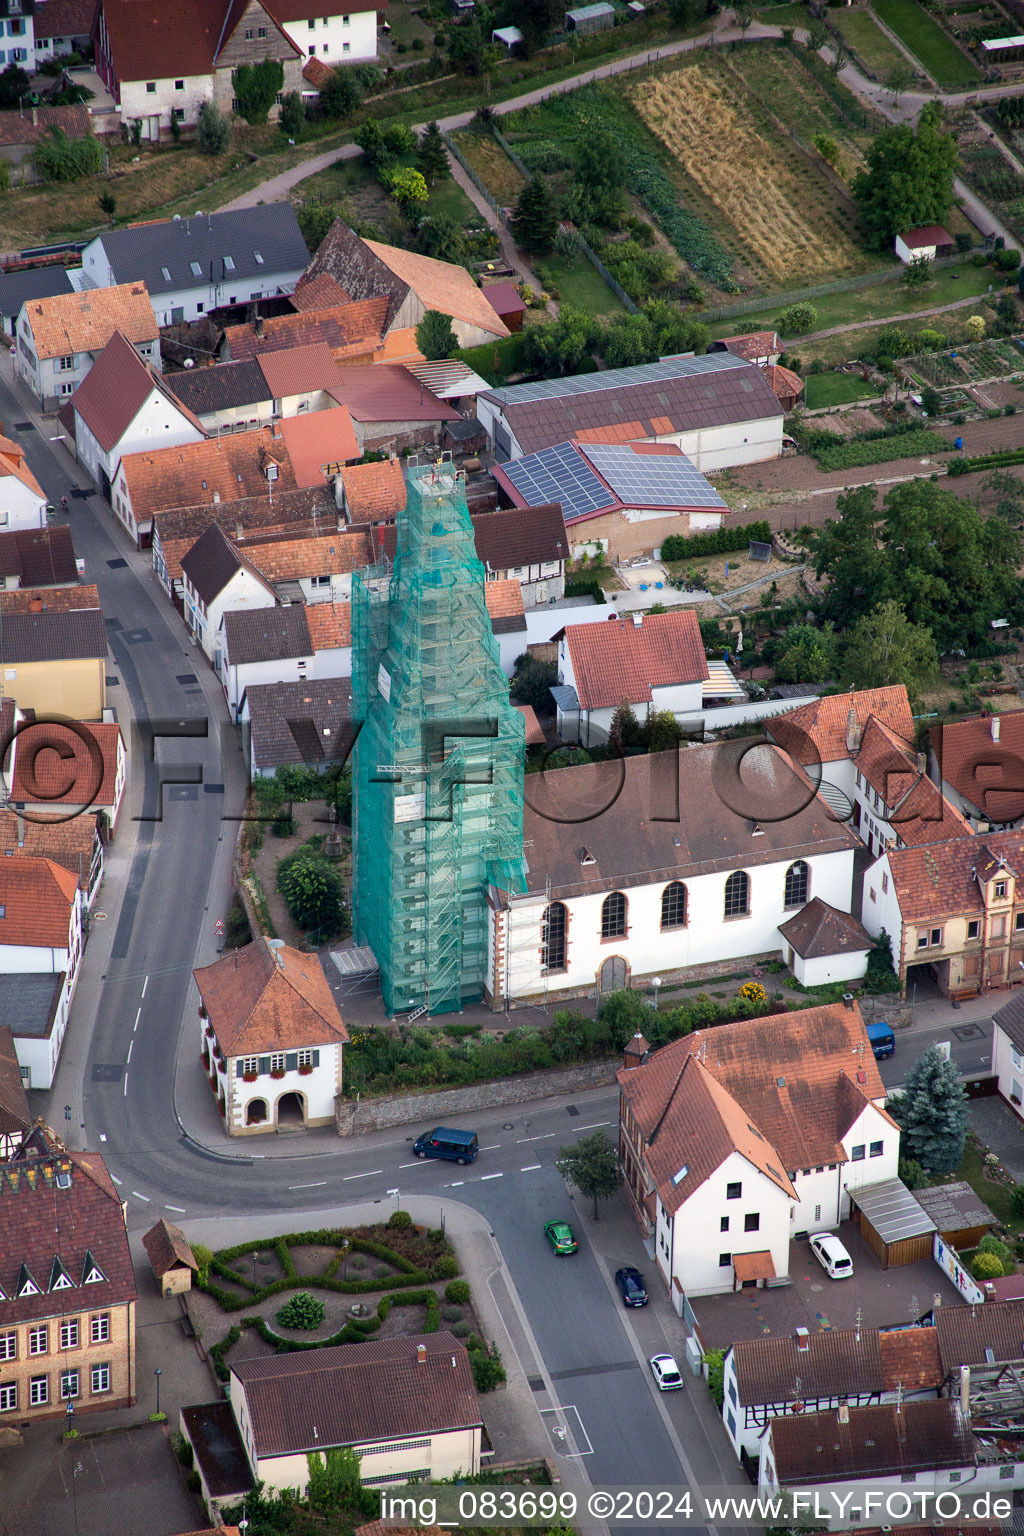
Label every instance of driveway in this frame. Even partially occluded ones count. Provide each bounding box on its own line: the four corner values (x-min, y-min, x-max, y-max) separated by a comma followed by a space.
689, 1222, 963, 1352
0, 1423, 202, 1536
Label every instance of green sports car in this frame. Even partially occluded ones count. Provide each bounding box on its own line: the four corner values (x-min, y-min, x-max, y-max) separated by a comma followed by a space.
544, 1219, 578, 1255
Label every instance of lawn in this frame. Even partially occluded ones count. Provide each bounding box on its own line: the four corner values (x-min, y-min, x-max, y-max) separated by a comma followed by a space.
384, 0, 436, 51
873, 0, 982, 84
804, 371, 880, 407
537, 251, 627, 315
756, 3, 813, 25
708, 261, 998, 343
830, 7, 909, 76
452, 128, 527, 207
955, 1135, 1021, 1231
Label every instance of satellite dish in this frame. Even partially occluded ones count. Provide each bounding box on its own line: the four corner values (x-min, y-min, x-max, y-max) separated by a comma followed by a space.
183, 357, 194, 368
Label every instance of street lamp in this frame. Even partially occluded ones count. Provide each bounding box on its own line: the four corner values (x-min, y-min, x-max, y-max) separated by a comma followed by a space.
650, 977, 662, 1010
154, 1367, 162, 1417
64, 1105, 72, 1124
252, 1252, 259, 1292
340, 1238, 350, 1280
387, 1188, 400, 1212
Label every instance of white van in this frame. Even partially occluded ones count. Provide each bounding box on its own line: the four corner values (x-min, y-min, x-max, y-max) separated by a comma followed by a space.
810, 1232, 854, 1280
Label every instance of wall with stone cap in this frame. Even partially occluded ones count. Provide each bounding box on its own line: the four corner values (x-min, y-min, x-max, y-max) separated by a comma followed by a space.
335, 1059, 619, 1135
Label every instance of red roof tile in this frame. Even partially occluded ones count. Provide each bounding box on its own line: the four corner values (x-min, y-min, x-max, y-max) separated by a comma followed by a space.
255, 342, 345, 400
515, 703, 545, 746
323, 365, 459, 424
0, 856, 78, 946
768, 686, 914, 767
855, 716, 973, 847
278, 407, 359, 484
340, 457, 406, 524
887, 831, 1024, 924
565, 609, 709, 710
10, 722, 123, 809
931, 710, 1024, 822
71, 330, 202, 453
194, 937, 348, 1055
291, 272, 351, 310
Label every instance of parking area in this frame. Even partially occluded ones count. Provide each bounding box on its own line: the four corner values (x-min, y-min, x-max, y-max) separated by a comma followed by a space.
691, 1222, 964, 1352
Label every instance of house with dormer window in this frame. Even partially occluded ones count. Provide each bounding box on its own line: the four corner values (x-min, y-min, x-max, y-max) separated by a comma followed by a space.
617, 1000, 900, 1298
862, 831, 1024, 1000
0, 1128, 136, 1421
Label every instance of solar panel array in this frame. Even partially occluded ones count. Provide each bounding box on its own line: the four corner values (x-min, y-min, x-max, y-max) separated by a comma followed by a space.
580, 444, 727, 510
485, 352, 748, 406
501, 442, 613, 522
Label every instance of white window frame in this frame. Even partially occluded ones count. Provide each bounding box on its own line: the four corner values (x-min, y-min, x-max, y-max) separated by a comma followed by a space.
0, 1332, 15, 1361
60, 1318, 79, 1350
29, 1376, 48, 1406
60, 1369, 80, 1400
0, 1383, 16, 1412
91, 1362, 111, 1394
90, 1314, 110, 1345
29, 1325, 47, 1356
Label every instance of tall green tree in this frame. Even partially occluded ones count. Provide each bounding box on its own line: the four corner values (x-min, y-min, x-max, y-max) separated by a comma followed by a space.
278, 90, 305, 136
415, 212, 466, 264
354, 119, 391, 170
893, 1046, 969, 1174
0, 62, 30, 111
840, 600, 939, 704
232, 58, 285, 125
296, 197, 337, 255
415, 309, 458, 361
809, 480, 1024, 651
196, 98, 230, 155
853, 101, 958, 250
772, 622, 837, 685
319, 67, 362, 119
448, 18, 485, 74
276, 849, 346, 938
555, 1131, 622, 1220
609, 699, 645, 756
521, 305, 600, 374
508, 0, 562, 54
512, 175, 558, 254
417, 121, 450, 185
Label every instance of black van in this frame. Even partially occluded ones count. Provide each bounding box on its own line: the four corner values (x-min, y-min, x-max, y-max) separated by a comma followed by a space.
413, 1127, 479, 1165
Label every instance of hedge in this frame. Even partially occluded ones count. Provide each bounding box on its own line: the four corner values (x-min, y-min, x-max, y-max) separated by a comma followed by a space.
659, 521, 772, 561
807, 430, 949, 471
948, 446, 1024, 474
565, 575, 607, 603
200, 1231, 456, 1310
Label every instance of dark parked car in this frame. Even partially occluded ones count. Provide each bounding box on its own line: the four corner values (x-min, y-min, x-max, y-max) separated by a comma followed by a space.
614, 1266, 648, 1307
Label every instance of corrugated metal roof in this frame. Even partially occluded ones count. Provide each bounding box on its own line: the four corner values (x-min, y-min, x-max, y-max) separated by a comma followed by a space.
849, 1179, 936, 1244
407, 360, 491, 399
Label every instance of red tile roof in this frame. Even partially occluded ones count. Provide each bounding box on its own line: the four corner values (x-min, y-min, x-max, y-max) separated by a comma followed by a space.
618, 1001, 886, 1199
33, 0, 98, 40
194, 937, 348, 1056
768, 1398, 972, 1484
777, 897, 872, 959
121, 426, 297, 521
716, 330, 781, 361
98, 0, 223, 80
323, 365, 459, 424
878, 1326, 943, 1391
564, 609, 709, 710
341, 457, 406, 524
932, 710, 1024, 822
10, 722, 123, 809
255, 342, 345, 400
0, 809, 99, 894
763, 363, 804, 403
855, 716, 973, 847
887, 831, 1024, 924
222, 298, 389, 363
304, 602, 351, 649
901, 224, 954, 248
301, 55, 335, 89
71, 330, 203, 453
0, 1144, 135, 1325
0, 104, 91, 148
278, 407, 359, 484
0, 856, 78, 947
290, 272, 352, 310
24, 282, 157, 360
768, 686, 914, 767
515, 703, 545, 746
482, 282, 526, 318
142, 1218, 196, 1279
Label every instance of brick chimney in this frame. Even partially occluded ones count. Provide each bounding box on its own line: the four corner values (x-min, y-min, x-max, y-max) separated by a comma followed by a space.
417, 1343, 427, 1365
846, 706, 861, 754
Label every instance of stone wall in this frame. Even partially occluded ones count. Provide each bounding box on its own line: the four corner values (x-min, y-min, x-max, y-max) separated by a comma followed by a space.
335, 1059, 619, 1135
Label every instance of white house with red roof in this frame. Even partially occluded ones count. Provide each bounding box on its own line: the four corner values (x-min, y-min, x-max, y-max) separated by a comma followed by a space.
617, 1001, 899, 1298
194, 937, 348, 1134
895, 225, 955, 264
0, 856, 83, 1088
554, 609, 710, 746
7, 720, 127, 838
69, 332, 205, 501
0, 428, 48, 530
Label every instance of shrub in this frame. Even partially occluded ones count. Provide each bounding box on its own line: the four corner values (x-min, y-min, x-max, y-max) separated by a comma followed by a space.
445, 1279, 471, 1303
898, 1157, 925, 1190
197, 99, 230, 155
971, 1251, 1004, 1281
388, 1209, 413, 1229
276, 1291, 326, 1330
995, 247, 1021, 271
978, 1234, 1012, 1267
431, 1254, 458, 1279
452, 1320, 472, 1338
32, 126, 102, 183
660, 520, 771, 561
276, 847, 346, 937
1011, 1183, 1024, 1217
468, 1339, 506, 1391
442, 1305, 462, 1323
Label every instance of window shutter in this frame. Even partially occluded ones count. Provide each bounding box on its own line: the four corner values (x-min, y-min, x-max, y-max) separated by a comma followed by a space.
235, 1060, 246, 1079
285, 1053, 298, 1072
313, 1049, 320, 1067
258, 1056, 270, 1074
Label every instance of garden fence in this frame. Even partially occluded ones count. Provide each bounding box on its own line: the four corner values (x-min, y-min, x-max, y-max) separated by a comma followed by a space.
700, 253, 974, 323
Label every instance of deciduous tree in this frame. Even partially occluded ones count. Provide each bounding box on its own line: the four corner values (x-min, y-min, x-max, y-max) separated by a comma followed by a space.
555, 1131, 622, 1220
385, 164, 428, 210
232, 58, 285, 126
853, 102, 957, 250
319, 67, 363, 119
840, 600, 939, 704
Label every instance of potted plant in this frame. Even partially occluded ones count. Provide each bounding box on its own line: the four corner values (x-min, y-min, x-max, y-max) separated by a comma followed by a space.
217, 1056, 226, 1074
298, 1062, 314, 1076
198, 1005, 207, 1020
242, 1070, 258, 1083
270, 1068, 286, 1080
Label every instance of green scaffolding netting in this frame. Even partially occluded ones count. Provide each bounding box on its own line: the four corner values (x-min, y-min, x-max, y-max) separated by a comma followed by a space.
351, 461, 526, 1016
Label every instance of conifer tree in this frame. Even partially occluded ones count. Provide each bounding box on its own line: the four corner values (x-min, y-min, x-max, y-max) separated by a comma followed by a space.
417, 122, 450, 186
894, 1046, 968, 1173
512, 176, 557, 254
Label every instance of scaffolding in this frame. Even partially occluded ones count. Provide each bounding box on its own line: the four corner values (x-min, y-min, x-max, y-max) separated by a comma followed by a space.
351, 458, 526, 1017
